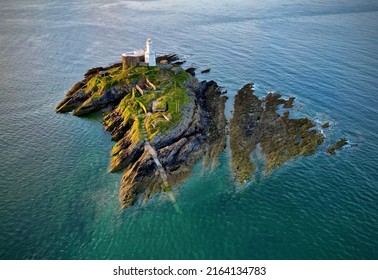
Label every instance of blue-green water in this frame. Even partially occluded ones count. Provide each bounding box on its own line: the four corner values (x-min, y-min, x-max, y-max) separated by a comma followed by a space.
1, 0, 378, 259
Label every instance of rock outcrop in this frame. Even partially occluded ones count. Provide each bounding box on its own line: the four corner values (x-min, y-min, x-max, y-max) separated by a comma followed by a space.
327, 138, 348, 155
56, 63, 124, 114
108, 79, 227, 207
56, 60, 227, 208
230, 83, 324, 183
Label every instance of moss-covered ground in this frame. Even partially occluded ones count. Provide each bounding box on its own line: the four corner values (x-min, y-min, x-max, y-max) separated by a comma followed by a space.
92, 65, 191, 144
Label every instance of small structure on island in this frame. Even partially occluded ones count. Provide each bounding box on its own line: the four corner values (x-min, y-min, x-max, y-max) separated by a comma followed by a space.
122, 37, 157, 70
152, 100, 167, 113
162, 113, 172, 121
121, 50, 144, 70
98, 70, 108, 77
135, 84, 144, 95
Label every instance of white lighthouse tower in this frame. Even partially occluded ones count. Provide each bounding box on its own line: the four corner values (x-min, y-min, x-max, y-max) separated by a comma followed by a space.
144, 37, 156, 66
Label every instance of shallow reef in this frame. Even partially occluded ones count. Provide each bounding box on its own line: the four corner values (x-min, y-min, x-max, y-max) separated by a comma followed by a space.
230, 83, 324, 183
327, 138, 348, 155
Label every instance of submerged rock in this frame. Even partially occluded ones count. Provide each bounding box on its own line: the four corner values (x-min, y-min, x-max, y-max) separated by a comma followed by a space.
201, 68, 211, 74
321, 122, 331, 129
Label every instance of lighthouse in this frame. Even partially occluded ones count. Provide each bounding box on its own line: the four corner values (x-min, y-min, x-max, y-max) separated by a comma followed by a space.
144, 37, 156, 66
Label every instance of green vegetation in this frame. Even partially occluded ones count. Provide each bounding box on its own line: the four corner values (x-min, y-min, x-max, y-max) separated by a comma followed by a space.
145, 83, 190, 138
135, 98, 147, 114
129, 116, 144, 144
154, 100, 167, 111
97, 64, 191, 145
162, 183, 171, 192
118, 94, 144, 125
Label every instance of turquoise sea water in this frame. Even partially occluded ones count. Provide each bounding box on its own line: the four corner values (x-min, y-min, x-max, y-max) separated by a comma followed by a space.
0, 0, 377, 259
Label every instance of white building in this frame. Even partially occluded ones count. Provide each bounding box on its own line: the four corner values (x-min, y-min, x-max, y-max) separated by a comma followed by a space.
121, 37, 157, 69
144, 37, 156, 66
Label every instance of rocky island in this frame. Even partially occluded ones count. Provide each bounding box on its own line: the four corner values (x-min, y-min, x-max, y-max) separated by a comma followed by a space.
57, 39, 343, 208
57, 53, 227, 208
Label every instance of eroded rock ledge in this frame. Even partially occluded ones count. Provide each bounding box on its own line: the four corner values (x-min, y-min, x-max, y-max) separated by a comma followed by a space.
230, 83, 324, 183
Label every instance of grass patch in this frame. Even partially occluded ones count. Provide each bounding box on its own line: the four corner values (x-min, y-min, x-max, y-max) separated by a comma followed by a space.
97, 64, 191, 141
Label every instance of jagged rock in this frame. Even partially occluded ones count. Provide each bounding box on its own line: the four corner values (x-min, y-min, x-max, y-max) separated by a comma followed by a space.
283, 97, 295, 108
230, 84, 324, 183
156, 54, 179, 64
327, 138, 348, 155
185, 67, 196, 77
56, 62, 127, 114
201, 68, 211, 74
73, 86, 129, 116
172, 60, 186, 66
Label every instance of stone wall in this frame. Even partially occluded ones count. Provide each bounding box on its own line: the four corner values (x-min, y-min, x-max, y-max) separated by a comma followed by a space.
122, 55, 144, 70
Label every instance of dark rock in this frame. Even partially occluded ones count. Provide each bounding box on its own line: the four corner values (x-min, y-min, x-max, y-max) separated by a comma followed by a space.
230, 84, 324, 183
185, 67, 196, 77
156, 54, 179, 64
56, 62, 125, 114
172, 60, 186, 66
73, 86, 129, 116
57, 59, 322, 208
84, 67, 104, 78
327, 138, 348, 155
283, 97, 295, 108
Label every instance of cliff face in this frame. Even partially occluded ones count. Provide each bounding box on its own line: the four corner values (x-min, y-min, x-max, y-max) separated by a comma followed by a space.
56, 63, 126, 115
117, 80, 227, 207
56, 62, 227, 208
